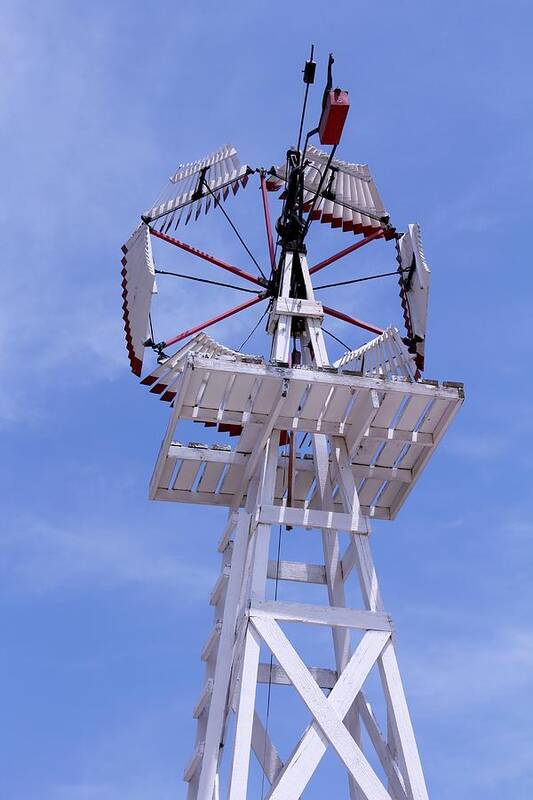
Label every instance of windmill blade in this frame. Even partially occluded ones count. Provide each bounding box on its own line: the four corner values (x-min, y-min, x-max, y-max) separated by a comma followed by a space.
334, 327, 418, 381
397, 223, 430, 371
267, 144, 389, 236
142, 145, 252, 229
121, 223, 156, 376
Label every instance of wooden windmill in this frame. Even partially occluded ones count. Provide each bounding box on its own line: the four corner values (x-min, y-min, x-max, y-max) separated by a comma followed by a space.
120, 49, 463, 800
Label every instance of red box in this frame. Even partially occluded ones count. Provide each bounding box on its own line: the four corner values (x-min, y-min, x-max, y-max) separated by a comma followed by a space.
319, 89, 350, 146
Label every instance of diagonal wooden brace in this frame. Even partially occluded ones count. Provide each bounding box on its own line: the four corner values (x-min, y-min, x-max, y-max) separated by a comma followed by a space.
250, 616, 392, 800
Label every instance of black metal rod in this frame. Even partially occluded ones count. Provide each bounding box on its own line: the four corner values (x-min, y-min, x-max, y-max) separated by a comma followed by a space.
296, 44, 315, 154
155, 269, 259, 293
314, 268, 410, 290
202, 179, 268, 281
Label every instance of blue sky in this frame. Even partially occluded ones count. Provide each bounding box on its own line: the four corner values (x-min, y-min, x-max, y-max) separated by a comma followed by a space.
1, 1, 532, 798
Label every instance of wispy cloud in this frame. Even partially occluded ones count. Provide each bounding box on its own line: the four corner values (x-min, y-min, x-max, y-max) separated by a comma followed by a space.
405, 627, 533, 711
0, 515, 215, 597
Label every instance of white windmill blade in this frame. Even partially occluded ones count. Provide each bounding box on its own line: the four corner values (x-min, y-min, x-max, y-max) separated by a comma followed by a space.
121, 223, 156, 377
140, 333, 264, 401
334, 326, 418, 381
142, 145, 253, 230
267, 144, 389, 235
397, 223, 430, 371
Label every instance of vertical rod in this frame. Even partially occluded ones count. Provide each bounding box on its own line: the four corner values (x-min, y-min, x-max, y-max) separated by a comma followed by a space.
260, 173, 276, 272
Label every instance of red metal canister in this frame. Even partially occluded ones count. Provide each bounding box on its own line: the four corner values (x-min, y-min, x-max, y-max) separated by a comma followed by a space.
319, 89, 350, 145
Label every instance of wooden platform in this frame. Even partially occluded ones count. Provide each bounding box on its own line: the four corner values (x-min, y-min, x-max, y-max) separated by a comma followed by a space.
149, 356, 463, 520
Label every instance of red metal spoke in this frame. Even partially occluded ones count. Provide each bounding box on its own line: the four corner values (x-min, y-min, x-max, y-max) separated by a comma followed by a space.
163, 293, 267, 347
322, 304, 384, 336
309, 229, 384, 275
260, 173, 276, 271
150, 228, 265, 287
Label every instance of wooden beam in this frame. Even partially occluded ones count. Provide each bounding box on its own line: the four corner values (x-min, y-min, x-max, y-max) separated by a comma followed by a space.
252, 712, 283, 786
254, 619, 391, 800
250, 600, 392, 632
257, 503, 368, 534
266, 560, 327, 585
167, 445, 413, 484
258, 662, 337, 689
189, 355, 463, 401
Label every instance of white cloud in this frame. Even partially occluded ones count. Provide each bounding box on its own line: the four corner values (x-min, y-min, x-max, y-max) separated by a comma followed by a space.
406, 627, 533, 711
0, 515, 215, 597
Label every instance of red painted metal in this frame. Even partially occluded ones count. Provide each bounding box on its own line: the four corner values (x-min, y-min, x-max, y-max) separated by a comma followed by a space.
322, 304, 384, 336
163, 293, 267, 347
319, 89, 350, 145
309, 229, 384, 275
260, 173, 276, 271
150, 228, 264, 287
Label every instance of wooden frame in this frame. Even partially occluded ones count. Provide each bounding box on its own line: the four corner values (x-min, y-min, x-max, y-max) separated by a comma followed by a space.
149, 248, 461, 800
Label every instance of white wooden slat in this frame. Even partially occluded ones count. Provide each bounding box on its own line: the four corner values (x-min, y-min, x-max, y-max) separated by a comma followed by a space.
218, 462, 246, 497
373, 480, 403, 512
393, 443, 422, 470
372, 391, 406, 429
274, 464, 286, 500
235, 423, 261, 454
172, 460, 201, 491
416, 397, 452, 434
200, 372, 231, 410
291, 465, 315, 501
298, 383, 335, 422
252, 378, 282, 413
225, 373, 257, 411
283, 380, 310, 417
322, 385, 353, 423
357, 478, 385, 507
375, 440, 408, 469
396, 395, 431, 431
197, 461, 226, 494
158, 455, 177, 490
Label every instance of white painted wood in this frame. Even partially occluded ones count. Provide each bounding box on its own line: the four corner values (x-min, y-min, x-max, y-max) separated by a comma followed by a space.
257, 662, 337, 689
196, 512, 252, 800
356, 695, 407, 800
250, 600, 392, 631
312, 428, 362, 800
251, 712, 283, 786
378, 641, 429, 800
184, 742, 205, 783
266, 559, 326, 584
255, 619, 392, 800
149, 365, 193, 499
256, 503, 367, 533
227, 624, 263, 800
227, 433, 279, 799
274, 297, 324, 318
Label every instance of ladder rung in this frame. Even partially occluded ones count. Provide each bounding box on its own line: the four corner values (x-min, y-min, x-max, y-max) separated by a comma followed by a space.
209, 566, 230, 605
258, 662, 337, 689
183, 741, 205, 782
201, 620, 222, 661
193, 678, 214, 718
267, 559, 327, 585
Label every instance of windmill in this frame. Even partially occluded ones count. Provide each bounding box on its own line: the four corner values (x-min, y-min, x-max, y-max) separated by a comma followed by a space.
120, 48, 463, 800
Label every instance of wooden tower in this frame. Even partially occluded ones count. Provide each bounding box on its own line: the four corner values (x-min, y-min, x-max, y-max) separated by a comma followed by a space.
120, 51, 463, 800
